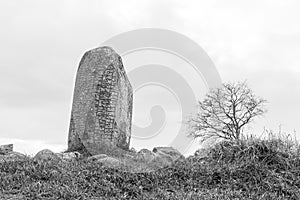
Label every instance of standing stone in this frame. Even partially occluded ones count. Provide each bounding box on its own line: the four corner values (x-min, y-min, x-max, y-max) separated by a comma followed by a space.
68, 46, 133, 155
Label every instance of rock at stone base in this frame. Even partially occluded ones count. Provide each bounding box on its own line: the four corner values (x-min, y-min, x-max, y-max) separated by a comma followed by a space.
57, 151, 82, 161
83, 146, 185, 172
153, 147, 185, 161
134, 146, 184, 167
0, 144, 13, 155
194, 147, 211, 159
122, 153, 134, 159
153, 147, 184, 166
0, 151, 27, 163
87, 154, 122, 167
0, 193, 25, 200
34, 149, 62, 162
130, 147, 137, 153
86, 154, 108, 162
96, 157, 122, 167
134, 149, 156, 163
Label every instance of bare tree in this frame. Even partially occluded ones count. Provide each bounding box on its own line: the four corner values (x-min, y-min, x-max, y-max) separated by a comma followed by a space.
190, 81, 267, 142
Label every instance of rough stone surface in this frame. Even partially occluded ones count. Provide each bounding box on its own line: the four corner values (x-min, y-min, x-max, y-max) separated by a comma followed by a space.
34, 149, 62, 162
153, 147, 185, 166
57, 151, 82, 161
0, 144, 13, 155
86, 154, 108, 162
194, 147, 211, 159
87, 155, 121, 167
130, 147, 137, 153
0, 152, 27, 163
134, 147, 184, 167
123, 153, 134, 159
82, 146, 185, 172
0, 194, 25, 200
134, 149, 156, 163
98, 157, 122, 167
153, 146, 184, 161
68, 46, 133, 156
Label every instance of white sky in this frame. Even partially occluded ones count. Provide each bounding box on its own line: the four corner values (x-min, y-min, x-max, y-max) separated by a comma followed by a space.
0, 0, 299, 156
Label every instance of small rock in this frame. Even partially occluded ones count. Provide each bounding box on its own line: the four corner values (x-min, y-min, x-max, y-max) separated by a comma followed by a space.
152, 147, 184, 167
133, 149, 156, 163
194, 147, 210, 159
123, 153, 134, 159
133, 147, 184, 168
57, 151, 81, 161
86, 154, 122, 167
96, 157, 122, 167
0, 151, 27, 162
0, 194, 25, 200
130, 147, 137, 153
0, 144, 13, 155
87, 154, 108, 162
34, 149, 62, 162
153, 146, 184, 162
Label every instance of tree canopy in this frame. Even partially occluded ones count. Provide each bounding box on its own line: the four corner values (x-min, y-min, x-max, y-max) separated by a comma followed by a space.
190, 82, 267, 142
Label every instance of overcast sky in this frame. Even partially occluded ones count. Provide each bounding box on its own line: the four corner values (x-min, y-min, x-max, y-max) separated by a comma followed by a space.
0, 0, 299, 156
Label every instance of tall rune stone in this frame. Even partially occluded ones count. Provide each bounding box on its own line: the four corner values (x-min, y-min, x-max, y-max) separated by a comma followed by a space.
68, 46, 133, 155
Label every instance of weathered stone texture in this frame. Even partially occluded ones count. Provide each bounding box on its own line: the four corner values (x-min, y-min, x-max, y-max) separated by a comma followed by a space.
0, 152, 27, 163
0, 144, 13, 155
133, 147, 184, 167
68, 46, 133, 155
34, 149, 62, 163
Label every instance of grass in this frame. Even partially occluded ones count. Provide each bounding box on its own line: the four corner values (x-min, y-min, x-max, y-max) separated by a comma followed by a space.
1, 132, 300, 199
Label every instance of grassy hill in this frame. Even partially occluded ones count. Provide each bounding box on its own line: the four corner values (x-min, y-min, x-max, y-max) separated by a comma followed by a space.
1, 133, 300, 199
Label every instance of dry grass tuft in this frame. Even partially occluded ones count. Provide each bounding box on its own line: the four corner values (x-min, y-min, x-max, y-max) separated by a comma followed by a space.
1, 131, 300, 199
